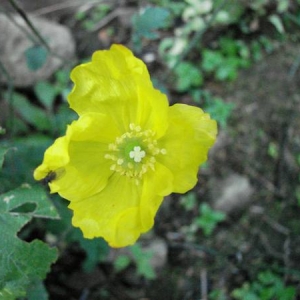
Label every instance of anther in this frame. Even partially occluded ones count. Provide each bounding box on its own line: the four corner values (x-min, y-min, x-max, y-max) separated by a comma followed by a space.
109, 143, 117, 151
117, 158, 124, 165
161, 148, 167, 155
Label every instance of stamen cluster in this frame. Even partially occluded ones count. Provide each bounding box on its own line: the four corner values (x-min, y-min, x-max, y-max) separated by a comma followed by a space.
104, 123, 166, 183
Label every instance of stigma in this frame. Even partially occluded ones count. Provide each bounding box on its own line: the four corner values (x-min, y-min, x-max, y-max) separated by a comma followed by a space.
129, 146, 146, 163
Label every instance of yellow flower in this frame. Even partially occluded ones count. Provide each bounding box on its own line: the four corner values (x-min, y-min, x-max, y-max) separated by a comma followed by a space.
34, 44, 217, 247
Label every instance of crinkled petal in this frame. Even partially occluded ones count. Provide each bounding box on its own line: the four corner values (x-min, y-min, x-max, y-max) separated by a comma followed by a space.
33, 136, 69, 181
68, 112, 121, 143
69, 174, 144, 247
92, 44, 151, 83
49, 113, 120, 200
68, 44, 169, 136
69, 65, 138, 131
158, 104, 217, 193
49, 142, 112, 200
136, 85, 169, 138
139, 162, 174, 229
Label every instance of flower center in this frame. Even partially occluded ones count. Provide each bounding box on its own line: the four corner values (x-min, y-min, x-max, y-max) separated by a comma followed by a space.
129, 146, 146, 163
104, 123, 166, 184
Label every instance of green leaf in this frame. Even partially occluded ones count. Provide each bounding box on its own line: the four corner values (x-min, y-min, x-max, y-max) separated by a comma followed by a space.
0, 184, 59, 298
0, 135, 53, 193
215, 57, 239, 81
34, 81, 57, 111
54, 104, 77, 135
132, 7, 170, 39
8, 92, 51, 131
232, 283, 260, 300
196, 203, 226, 236
269, 14, 285, 34
278, 286, 296, 300
214, 0, 245, 25
25, 45, 48, 71
0, 147, 9, 170
130, 244, 156, 280
180, 192, 197, 211
205, 98, 235, 128
202, 50, 224, 72
277, 0, 289, 13
114, 255, 131, 273
268, 142, 278, 159
174, 62, 203, 91
219, 37, 239, 56
0, 288, 16, 300
0, 184, 59, 218
26, 279, 49, 300
72, 231, 109, 272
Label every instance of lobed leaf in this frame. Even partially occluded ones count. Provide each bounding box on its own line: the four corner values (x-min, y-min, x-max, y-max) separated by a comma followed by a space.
0, 184, 59, 298
0, 184, 59, 218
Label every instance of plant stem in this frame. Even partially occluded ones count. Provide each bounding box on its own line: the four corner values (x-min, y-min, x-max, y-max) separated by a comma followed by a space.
8, 0, 51, 51
0, 59, 15, 137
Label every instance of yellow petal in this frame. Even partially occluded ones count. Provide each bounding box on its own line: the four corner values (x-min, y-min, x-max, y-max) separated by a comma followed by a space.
33, 136, 69, 181
68, 44, 169, 136
69, 65, 138, 131
139, 162, 173, 229
158, 104, 217, 193
49, 113, 119, 200
69, 174, 144, 247
50, 142, 112, 200
111, 207, 142, 247
67, 112, 120, 143
92, 44, 151, 82
136, 85, 169, 138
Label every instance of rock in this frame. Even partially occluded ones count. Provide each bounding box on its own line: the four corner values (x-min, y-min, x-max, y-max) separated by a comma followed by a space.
209, 129, 232, 162
143, 237, 168, 272
1, 0, 91, 20
211, 173, 254, 214
0, 13, 75, 87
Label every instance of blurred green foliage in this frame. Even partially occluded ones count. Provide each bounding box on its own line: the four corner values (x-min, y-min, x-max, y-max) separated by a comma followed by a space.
232, 270, 296, 300
196, 203, 226, 237
180, 192, 226, 240
114, 244, 156, 280
180, 191, 197, 211
191, 90, 235, 128
25, 45, 48, 71
174, 62, 203, 92
75, 4, 111, 31
132, 6, 171, 52
1, 0, 300, 298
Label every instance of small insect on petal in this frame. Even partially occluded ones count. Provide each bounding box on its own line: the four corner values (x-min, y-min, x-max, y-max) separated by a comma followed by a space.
41, 168, 65, 185
42, 171, 57, 184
